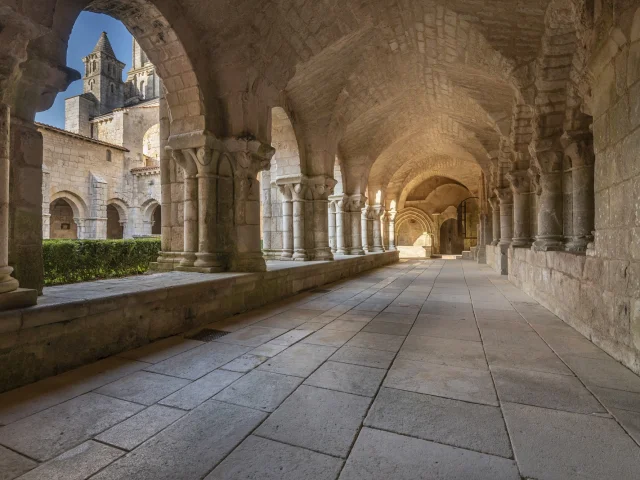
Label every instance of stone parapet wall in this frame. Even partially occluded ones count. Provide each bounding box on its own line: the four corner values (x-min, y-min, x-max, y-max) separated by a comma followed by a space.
509, 247, 640, 375
0, 251, 399, 392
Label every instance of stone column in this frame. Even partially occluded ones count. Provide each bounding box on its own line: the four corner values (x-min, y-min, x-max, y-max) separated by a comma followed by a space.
0, 105, 19, 295
335, 198, 348, 255
349, 195, 365, 255
169, 149, 198, 267
489, 196, 500, 246
0, 105, 36, 308
506, 170, 532, 247
495, 188, 513, 246
328, 200, 336, 253
387, 209, 397, 251
292, 183, 308, 261
361, 204, 370, 253
226, 137, 274, 272
432, 213, 441, 254
531, 150, 564, 251
371, 205, 385, 252
312, 180, 334, 261
563, 137, 595, 253
278, 185, 293, 260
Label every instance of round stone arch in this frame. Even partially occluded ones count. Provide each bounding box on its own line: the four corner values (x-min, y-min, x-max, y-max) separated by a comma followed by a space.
50, 191, 88, 220
62, 0, 208, 136
140, 198, 161, 236
49, 191, 89, 239
106, 198, 129, 239
394, 208, 435, 257
270, 106, 303, 178
398, 170, 477, 210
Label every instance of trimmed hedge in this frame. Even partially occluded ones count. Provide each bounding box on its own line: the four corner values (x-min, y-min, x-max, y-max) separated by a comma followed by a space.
43, 238, 161, 286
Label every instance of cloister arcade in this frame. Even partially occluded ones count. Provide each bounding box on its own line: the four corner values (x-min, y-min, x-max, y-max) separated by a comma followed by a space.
1, 0, 640, 477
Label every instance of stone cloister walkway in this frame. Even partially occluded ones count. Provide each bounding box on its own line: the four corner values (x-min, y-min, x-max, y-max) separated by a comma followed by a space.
2, 260, 640, 479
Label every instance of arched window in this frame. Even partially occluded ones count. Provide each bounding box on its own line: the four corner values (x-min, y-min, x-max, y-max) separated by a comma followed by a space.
110, 83, 115, 94
92, 60, 97, 72
106, 150, 112, 162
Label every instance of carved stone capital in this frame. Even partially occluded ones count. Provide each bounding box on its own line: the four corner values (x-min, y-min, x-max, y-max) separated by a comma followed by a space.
561, 132, 594, 169
493, 187, 513, 204
348, 194, 366, 212
527, 166, 542, 195
506, 170, 531, 194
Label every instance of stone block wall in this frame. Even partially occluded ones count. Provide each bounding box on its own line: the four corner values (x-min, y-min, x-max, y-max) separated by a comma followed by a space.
509, 248, 640, 375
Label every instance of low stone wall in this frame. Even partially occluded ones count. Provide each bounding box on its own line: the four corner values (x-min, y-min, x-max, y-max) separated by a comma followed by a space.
486, 244, 508, 275
0, 251, 399, 392
509, 247, 640, 375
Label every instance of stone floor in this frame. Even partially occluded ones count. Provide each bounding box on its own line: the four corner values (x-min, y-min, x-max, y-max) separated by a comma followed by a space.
1, 259, 640, 480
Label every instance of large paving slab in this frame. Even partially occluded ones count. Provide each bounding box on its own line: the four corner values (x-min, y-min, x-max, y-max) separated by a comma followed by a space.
329, 346, 396, 369
214, 370, 303, 412
365, 387, 512, 458
158, 369, 243, 410
399, 335, 488, 370
304, 361, 386, 397
384, 358, 498, 405
0, 445, 37, 479
95, 371, 190, 405
0, 393, 143, 461
144, 342, 251, 380
91, 400, 267, 480
258, 343, 336, 377
502, 402, 640, 480
255, 385, 371, 458
205, 435, 342, 480
339, 428, 520, 480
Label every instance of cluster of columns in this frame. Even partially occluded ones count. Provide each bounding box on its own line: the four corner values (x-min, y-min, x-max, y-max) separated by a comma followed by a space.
275, 176, 334, 261
488, 133, 594, 256
324, 195, 391, 259
157, 132, 275, 273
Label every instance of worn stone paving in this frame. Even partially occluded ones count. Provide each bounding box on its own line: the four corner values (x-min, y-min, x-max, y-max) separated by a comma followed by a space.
1, 259, 640, 479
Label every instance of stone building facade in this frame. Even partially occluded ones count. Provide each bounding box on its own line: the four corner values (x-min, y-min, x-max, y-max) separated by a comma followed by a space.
41, 32, 161, 240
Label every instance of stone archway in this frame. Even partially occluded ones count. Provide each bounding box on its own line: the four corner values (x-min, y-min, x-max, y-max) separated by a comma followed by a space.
49, 199, 78, 239
106, 205, 123, 239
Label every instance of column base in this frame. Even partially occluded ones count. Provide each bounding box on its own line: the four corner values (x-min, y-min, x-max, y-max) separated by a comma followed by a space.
292, 249, 309, 261
279, 250, 294, 261
314, 248, 334, 261
491, 241, 499, 246
175, 265, 225, 273
371, 246, 385, 253
349, 248, 366, 256
532, 237, 564, 251
194, 252, 224, 269
564, 237, 591, 253
335, 248, 348, 255
511, 239, 532, 248
0, 288, 37, 311
179, 252, 197, 267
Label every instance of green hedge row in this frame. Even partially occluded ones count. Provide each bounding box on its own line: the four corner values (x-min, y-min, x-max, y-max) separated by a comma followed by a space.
43, 238, 161, 286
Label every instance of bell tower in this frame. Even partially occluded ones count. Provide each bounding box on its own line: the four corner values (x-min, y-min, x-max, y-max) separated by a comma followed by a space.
82, 32, 126, 115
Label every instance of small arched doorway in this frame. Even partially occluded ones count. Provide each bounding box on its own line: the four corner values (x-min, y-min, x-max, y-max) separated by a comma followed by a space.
151, 205, 161, 235
440, 218, 464, 255
106, 204, 124, 239
49, 199, 78, 239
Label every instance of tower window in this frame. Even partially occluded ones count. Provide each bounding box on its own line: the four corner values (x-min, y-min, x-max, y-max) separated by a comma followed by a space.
106, 150, 112, 162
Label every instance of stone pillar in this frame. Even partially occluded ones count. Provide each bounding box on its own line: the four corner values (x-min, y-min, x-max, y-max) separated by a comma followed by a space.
312, 180, 334, 261
42, 165, 51, 240
387, 209, 397, 251
278, 185, 294, 260
349, 195, 365, 255
432, 213, 441, 254
531, 150, 564, 251
489, 196, 500, 246
170, 150, 198, 267
335, 198, 348, 255
292, 183, 308, 261
506, 170, 532, 247
226, 137, 274, 272
328, 201, 336, 253
495, 188, 513, 246
0, 105, 36, 308
563, 137, 595, 253
371, 205, 385, 252
261, 169, 273, 256
361, 204, 371, 253
476, 213, 488, 263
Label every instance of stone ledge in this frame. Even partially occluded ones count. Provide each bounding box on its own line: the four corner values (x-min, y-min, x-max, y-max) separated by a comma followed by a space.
0, 251, 399, 392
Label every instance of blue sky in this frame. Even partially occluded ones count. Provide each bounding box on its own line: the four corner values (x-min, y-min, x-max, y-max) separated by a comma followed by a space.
36, 12, 133, 128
